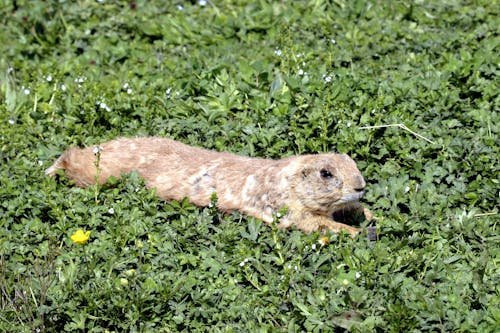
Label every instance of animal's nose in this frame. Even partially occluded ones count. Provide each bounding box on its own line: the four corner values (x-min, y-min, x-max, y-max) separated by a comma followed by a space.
353, 175, 366, 192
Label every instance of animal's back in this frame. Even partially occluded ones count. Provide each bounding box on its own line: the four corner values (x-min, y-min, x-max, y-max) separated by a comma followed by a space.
45, 137, 277, 206
48, 137, 218, 182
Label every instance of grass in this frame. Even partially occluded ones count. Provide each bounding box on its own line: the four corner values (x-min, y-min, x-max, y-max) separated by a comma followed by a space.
0, 0, 499, 332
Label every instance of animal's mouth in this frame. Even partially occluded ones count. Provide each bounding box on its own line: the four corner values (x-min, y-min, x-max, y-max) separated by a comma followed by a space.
338, 191, 364, 204
330, 192, 366, 225
324, 191, 364, 217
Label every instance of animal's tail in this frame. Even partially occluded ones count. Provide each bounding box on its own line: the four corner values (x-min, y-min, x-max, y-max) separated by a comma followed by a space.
45, 153, 67, 176
45, 148, 98, 187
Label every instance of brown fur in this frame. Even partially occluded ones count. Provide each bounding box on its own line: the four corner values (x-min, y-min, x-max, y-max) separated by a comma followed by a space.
46, 137, 375, 237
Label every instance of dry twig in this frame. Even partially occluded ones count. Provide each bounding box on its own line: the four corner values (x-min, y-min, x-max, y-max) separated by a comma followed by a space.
359, 123, 436, 144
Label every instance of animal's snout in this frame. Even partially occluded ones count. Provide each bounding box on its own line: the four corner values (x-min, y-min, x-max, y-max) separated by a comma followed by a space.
353, 175, 366, 192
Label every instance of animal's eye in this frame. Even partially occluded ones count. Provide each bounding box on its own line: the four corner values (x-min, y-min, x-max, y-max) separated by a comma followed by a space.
320, 169, 333, 179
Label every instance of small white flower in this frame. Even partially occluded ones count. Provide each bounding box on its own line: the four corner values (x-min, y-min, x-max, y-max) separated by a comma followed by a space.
323, 75, 332, 83
61, 84, 67, 92
274, 49, 282, 56
123, 82, 129, 89
199, 0, 207, 6
99, 102, 111, 112
46, 75, 52, 82
92, 145, 103, 155
38, 160, 43, 166
346, 122, 351, 128
176, 4, 184, 10
331, 38, 336, 44
8, 118, 15, 125
276, 212, 282, 218
126, 88, 132, 94
108, 207, 114, 214
311, 243, 317, 250
404, 186, 410, 193
22, 86, 30, 95
239, 258, 250, 267
298, 69, 305, 76
355, 271, 361, 279
371, 108, 376, 114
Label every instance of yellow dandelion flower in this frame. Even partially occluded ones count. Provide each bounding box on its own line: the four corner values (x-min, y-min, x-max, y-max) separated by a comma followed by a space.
125, 269, 136, 277
318, 236, 330, 246
71, 229, 91, 245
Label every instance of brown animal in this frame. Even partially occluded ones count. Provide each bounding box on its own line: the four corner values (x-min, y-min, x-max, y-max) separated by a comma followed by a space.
46, 137, 375, 237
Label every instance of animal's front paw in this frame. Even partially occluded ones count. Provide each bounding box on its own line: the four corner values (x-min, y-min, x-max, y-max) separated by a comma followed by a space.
318, 220, 361, 238
362, 207, 378, 222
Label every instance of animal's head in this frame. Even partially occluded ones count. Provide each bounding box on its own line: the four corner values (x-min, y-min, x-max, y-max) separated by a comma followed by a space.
292, 154, 366, 215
